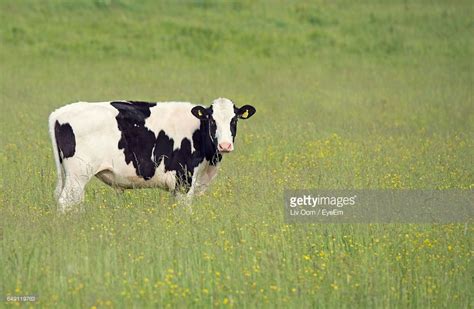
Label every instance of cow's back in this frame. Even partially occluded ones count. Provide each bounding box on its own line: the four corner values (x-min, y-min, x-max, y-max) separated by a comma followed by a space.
49, 101, 204, 190
145, 102, 201, 148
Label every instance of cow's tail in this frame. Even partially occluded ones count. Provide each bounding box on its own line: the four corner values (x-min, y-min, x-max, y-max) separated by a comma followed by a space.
48, 111, 63, 199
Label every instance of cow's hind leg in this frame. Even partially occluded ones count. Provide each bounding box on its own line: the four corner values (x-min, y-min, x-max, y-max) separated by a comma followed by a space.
58, 173, 93, 213
57, 160, 96, 213
54, 165, 65, 200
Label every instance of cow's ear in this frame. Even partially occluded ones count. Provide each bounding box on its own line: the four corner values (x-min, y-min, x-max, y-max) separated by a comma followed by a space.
236, 105, 256, 119
191, 106, 209, 120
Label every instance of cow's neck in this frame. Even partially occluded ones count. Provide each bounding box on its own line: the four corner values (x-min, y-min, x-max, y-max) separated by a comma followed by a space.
195, 121, 222, 165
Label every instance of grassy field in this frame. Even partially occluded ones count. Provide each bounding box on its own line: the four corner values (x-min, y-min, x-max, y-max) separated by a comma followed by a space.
1, 0, 473, 307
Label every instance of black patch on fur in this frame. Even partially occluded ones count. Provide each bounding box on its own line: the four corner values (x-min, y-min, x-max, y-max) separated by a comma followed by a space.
153, 130, 174, 168
153, 124, 221, 192
231, 105, 241, 142
230, 116, 238, 142
153, 131, 196, 190
55, 121, 76, 163
111, 101, 222, 191
111, 101, 157, 180
192, 117, 221, 166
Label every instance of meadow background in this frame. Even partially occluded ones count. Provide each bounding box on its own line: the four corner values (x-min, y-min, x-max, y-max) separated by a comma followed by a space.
1, 0, 473, 307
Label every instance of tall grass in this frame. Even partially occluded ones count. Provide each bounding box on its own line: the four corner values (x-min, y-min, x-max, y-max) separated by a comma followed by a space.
1, 1, 472, 307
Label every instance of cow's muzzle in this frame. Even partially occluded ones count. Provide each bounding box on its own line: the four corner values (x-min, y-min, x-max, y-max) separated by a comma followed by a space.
218, 142, 233, 153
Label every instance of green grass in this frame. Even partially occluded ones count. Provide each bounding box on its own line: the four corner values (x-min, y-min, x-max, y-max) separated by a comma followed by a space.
1, 0, 473, 307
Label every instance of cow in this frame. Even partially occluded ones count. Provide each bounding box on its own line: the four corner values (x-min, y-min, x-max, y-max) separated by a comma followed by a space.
48, 97, 256, 212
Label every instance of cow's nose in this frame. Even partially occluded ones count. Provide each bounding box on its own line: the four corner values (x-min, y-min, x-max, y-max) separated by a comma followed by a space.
218, 142, 233, 152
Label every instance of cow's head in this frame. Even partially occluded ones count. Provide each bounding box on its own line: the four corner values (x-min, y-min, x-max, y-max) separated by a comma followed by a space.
191, 98, 256, 153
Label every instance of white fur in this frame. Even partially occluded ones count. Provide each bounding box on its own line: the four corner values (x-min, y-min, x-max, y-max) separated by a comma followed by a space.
49, 100, 221, 212
211, 98, 236, 147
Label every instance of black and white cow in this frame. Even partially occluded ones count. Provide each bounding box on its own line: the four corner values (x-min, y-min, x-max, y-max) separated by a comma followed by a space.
48, 98, 256, 212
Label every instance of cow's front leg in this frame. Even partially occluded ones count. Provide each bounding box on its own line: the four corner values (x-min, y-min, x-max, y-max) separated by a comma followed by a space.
173, 169, 194, 213
194, 165, 219, 196
174, 190, 194, 215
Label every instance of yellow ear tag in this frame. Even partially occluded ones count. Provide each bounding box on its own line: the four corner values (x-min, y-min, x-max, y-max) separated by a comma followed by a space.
198, 110, 203, 116
242, 110, 249, 118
